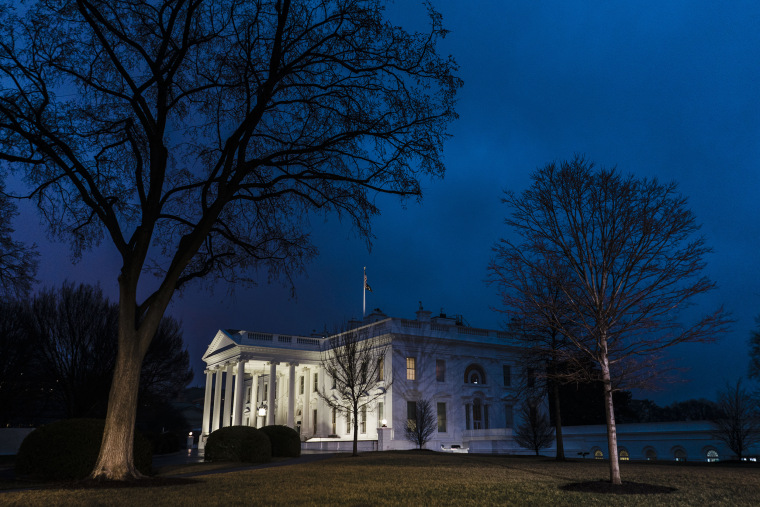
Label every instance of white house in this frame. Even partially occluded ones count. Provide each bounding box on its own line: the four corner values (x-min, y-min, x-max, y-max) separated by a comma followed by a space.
199, 305, 529, 453
198, 304, 749, 461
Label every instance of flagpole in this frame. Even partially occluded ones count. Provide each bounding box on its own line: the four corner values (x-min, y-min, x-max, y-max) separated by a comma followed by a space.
363, 266, 366, 317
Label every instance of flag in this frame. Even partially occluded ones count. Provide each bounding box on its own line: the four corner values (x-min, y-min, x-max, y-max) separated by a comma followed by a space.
364, 272, 372, 292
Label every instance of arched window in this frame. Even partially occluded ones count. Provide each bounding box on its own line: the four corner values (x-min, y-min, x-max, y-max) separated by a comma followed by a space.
706, 449, 719, 463
464, 364, 487, 385
619, 449, 629, 461
594, 449, 604, 460
644, 447, 657, 461
674, 448, 687, 462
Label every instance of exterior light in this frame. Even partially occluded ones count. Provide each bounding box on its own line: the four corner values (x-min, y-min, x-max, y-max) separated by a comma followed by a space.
258, 404, 267, 417
381, 419, 387, 427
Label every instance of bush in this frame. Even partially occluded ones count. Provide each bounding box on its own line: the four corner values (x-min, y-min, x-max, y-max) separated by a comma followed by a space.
260, 425, 301, 457
204, 426, 271, 463
15, 418, 152, 480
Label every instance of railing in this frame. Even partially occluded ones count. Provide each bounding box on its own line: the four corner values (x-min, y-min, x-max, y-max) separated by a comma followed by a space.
248, 332, 273, 342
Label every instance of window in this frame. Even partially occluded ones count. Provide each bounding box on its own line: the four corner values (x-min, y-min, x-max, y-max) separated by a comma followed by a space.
484, 405, 489, 430
464, 364, 486, 384
313, 409, 318, 435
473, 399, 483, 429
619, 449, 629, 461
465, 404, 471, 430
527, 368, 535, 388
645, 448, 657, 461
299, 375, 304, 395
378, 402, 384, 426
331, 408, 337, 435
377, 357, 384, 381
436, 360, 446, 382
406, 357, 416, 380
594, 449, 604, 460
407, 400, 417, 423
674, 448, 687, 462
706, 449, 719, 463
503, 365, 511, 387
437, 402, 447, 432
313, 373, 318, 392
361, 406, 367, 434
347, 411, 352, 433
331, 374, 336, 390
504, 404, 513, 428
263, 383, 268, 401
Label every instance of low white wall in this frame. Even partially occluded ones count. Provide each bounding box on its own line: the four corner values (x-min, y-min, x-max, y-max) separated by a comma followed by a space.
0, 428, 34, 455
302, 438, 378, 453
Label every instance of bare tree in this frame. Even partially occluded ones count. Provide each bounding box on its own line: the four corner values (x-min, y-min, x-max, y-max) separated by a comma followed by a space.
489, 254, 576, 460
497, 156, 729, 484
0, 181, 37, 299
318, 326, 389, 456
404, 398, 437, 450
0, 299, 39, 425
748, 317, 760, 382
513, 399, 554, 456
711, 379, 760, 460
0, 0, 460, 479
28, 282, 193, 420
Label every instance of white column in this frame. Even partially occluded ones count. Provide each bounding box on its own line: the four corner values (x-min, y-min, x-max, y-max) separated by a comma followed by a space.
223, 362, 234, 427
287, 363, 297, 428
211, 367, 223, 431
201, 369, 213, 437
232, 359, 247, 426
250, 374, 259, 427
268, 362, 278, 426
303, 367, 311, 435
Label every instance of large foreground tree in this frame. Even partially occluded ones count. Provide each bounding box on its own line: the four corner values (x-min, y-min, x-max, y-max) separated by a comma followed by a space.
0, 0, 460, 479
496, 156, 728, 484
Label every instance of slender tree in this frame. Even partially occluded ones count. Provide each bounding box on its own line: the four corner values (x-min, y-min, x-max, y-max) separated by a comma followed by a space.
489, 254, 575, 460
711, 379, 760, 460
404, 398, 437, 450
0, 0, 460, 479
318, 326, 389, 456
513, 399, 554, 456
748, 317, 760, 381
497, 156, 729, 484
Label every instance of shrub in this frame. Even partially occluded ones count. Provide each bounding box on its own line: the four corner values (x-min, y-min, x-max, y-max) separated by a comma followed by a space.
15, 418, 152, 480
204, 426, 271, 463
260, 425, 301, 457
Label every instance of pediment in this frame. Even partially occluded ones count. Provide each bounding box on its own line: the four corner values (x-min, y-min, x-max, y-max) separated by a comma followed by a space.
202, 329, 240, 362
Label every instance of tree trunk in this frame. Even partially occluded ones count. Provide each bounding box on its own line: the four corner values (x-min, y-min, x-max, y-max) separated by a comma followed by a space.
352, 406, 359, 456
89, 326, 146, 480
600, 349, 621, 485
551, 380, 565, 460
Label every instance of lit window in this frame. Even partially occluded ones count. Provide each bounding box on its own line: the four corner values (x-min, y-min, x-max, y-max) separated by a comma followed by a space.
437, 402, 447, 432
436, 360, 446, 382
594, 449, 604, 460
619, 449, 629, 461
406, 357, 416, 380
706, 449, 719, 463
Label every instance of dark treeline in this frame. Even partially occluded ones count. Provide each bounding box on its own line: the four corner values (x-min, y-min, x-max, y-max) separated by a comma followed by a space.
0, 282, 193, 433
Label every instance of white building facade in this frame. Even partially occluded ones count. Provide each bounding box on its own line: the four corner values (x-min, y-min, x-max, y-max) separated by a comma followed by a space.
199, 306, 530, 452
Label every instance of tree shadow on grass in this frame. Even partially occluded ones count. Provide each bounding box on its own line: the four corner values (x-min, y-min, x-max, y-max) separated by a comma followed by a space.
64, 477, 200, 489
561, 480, 677, 495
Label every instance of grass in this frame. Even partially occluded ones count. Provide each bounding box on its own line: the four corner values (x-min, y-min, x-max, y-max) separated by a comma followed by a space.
1, 452, 759, 505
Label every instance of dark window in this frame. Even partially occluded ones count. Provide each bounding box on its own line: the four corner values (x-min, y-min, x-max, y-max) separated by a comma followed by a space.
503, 365, 511, 386
378, 357, 384, 381
437, 402, 447, 432
505, 404, 513, 428
436, 360, 446, 382
407, 400, 417, 422
313, 373, 318, 392
527, 368, 535, 388
299, 375, 304, 395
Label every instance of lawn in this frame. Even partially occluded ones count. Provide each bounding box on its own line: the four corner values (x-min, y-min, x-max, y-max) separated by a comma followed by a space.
1, 452, 759, 506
